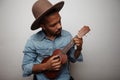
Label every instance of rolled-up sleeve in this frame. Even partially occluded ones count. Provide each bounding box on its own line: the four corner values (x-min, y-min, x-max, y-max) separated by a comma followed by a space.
22, 39, 38, 77
67, 46, 83, 63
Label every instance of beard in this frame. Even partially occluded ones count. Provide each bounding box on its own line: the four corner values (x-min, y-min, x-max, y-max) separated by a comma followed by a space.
54, 28, 62, 36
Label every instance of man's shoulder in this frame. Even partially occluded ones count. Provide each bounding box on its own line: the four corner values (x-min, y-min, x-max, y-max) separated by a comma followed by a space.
28, 30, 43, 41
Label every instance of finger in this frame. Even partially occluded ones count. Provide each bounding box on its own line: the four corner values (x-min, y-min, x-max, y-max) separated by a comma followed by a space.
52, 58, 60, 64
73, 38, 78, 41
53, 55, 60, 60
54, 65, 61, 70
74, 40, 82, 46
74, 40, 80, 43
52, 62, 61, 70
75, 38, 83, 42
51, 55, 59, 60
74, 38, 82, 42
51, 56, 61, 63
76, 44, 81, 46
52, 63, 61, 68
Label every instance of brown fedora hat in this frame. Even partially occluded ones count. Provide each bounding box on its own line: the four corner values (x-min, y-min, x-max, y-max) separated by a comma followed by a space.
31, 0, 64, 30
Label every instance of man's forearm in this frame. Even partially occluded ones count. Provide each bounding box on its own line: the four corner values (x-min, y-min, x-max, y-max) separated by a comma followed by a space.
32, 63, 47, 74
74, 47, 82, 59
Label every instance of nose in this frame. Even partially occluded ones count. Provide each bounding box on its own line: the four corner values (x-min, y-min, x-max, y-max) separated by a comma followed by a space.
56, 23, 61, 29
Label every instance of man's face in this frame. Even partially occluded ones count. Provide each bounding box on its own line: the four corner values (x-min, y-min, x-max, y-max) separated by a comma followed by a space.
43, 12, 62, 37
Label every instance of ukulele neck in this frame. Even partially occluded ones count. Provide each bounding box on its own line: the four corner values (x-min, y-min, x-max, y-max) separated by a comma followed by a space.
62, 26, 90, 54
62, 35, 77, 54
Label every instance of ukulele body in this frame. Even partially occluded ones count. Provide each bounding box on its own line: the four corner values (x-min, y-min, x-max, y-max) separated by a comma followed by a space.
41, 49, 68, 79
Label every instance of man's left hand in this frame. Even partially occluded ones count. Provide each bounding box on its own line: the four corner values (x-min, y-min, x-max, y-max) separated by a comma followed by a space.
73, 37, 83, 51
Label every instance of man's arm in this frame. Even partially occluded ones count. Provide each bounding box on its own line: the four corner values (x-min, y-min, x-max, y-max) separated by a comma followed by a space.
73, 38, 83, 59
32, 55, 62, 74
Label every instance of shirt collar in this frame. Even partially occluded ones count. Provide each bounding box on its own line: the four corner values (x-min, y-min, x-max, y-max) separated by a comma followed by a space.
37, 30, 46, 41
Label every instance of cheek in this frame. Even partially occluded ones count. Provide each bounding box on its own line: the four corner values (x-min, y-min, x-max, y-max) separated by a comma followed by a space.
50, 27, 57, 31
47, 28, 56, 33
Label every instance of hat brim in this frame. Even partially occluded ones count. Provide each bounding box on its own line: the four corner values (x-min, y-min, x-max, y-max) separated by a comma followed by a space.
31, 1, 64, 30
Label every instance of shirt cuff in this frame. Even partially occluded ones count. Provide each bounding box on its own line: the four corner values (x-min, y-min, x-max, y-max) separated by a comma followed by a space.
69, 47, 83, 62
76, 53, 83, 62
22, 63, 34, 77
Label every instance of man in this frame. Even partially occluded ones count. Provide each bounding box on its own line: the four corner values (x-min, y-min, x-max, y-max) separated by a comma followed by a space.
22, 0, 83, 80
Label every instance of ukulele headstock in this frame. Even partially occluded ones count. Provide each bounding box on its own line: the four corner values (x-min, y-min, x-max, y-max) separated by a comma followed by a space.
77, 26, 90, 38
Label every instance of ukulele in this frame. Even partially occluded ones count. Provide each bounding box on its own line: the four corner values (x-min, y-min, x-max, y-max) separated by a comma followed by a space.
41, 26, 90, 79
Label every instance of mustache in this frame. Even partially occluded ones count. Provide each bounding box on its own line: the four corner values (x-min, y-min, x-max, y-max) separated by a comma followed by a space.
57, 28, 62, 32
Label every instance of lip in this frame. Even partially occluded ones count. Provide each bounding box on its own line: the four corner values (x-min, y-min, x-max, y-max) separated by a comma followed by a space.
56, 30, 61, 34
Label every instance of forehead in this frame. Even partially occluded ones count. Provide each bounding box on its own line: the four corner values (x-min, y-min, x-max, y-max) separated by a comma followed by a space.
44, 12, 61, 24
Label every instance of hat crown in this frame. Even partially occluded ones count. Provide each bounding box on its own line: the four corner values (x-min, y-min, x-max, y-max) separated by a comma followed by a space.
32, 0, 53, 19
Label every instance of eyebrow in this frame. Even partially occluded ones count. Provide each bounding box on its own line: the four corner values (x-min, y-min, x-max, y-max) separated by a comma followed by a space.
49, 17, 61, 27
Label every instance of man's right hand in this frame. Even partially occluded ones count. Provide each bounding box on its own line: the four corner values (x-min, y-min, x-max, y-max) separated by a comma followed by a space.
45, 55, 62, 71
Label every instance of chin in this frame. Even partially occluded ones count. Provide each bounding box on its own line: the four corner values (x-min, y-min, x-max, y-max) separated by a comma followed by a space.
55, 31, 61, 36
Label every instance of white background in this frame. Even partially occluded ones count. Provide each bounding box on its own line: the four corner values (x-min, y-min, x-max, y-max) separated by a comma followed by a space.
0, 0, 120, 80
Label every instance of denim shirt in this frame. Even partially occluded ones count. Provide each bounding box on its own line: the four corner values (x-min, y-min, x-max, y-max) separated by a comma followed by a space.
22, 30, 83, 80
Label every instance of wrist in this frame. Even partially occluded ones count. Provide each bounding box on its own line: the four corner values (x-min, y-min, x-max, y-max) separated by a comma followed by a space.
76, 46, 82, 51
74, 47, 82, 59
44, 63, 49, 71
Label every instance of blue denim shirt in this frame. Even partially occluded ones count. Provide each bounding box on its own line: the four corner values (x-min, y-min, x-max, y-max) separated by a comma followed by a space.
22, 30, 83, 80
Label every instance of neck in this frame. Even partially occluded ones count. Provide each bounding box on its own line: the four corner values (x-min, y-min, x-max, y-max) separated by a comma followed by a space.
43, 29, 56, 40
